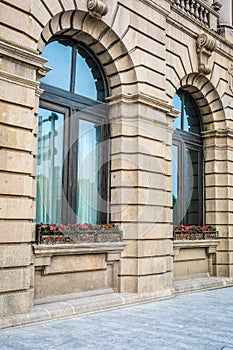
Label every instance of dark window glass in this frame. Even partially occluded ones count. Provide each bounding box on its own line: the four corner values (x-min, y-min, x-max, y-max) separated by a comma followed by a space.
172, 90, 203, 226
36, 39, 108, 225
172, 144, 179, 225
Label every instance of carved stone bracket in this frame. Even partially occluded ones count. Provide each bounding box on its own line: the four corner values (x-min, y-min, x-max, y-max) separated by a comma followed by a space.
196, 33, 216, 74
87, 0, 108, 18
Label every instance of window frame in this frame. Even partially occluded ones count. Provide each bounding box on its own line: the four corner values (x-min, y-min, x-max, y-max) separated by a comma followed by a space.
37, 39, 109, 225
172, 91, 204, 226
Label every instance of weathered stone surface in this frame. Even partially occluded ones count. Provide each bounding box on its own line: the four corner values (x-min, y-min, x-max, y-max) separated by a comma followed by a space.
0, 290, 33, 318
0, 221, 34, 243
0, 125, 34, 152
0, 150, 34, 174
0, 102, 36, 130
0, 245, 32, 268
0, 268, 31, 293
0, 197, 35, 219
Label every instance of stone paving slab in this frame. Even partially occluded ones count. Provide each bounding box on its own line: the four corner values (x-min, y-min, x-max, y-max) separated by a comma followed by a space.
1, 287, 233, 350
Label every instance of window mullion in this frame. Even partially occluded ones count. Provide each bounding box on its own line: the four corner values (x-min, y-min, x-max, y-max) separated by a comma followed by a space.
70, 45, 77, 94
67, 108, 78, 223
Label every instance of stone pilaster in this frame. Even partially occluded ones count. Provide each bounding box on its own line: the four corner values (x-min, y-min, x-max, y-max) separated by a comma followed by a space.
218, 0, 232, 26
108, 92, 176, 296
203, 129, 233, 277
218, 0, 233, 43
0, 38, 48, 317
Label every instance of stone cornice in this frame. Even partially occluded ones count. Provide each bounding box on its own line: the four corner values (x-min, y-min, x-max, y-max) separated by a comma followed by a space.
0, 38, 50, 76
107, 92, 174, 113
0, 70, 40, 90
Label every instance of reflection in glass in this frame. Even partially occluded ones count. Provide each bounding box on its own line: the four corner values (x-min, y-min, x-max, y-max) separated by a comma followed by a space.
77, 119, 102, 224
173, 91, 201, 135
36, 108, 64, 223
185, 149, 199, 225
40, 41, 72, 91
172, 145, 179, 225
172, 93, 181, 129
75, 49, 97, 100
41, 40, 106, 102
172, 89, 203, 226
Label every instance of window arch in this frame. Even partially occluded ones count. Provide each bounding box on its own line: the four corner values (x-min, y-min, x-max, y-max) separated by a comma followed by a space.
36, 38, 109, 225
172, 90, 204, 226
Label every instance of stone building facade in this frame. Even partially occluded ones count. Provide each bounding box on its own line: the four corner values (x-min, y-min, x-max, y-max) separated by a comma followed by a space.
1, 0, 233, 324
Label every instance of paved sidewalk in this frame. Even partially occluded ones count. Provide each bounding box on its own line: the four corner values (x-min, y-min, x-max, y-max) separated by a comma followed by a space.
1, 287, 233, 350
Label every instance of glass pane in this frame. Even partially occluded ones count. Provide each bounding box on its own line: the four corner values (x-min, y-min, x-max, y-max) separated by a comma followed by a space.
75, 49, 97, 100
77, 119, 102, 224
36, 108, 64, 224
172, 145, 179, 225
183, 93, 201, 134
185, 149, 199, 225
40, 41, 72, 91
173, 93, 181, 129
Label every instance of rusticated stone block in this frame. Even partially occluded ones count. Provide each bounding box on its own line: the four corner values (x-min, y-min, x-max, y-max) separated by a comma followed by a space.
0, 221, 34, 243
0, 102, 35, 130
0, 267, 31, 293
0, 197, 35, 219
0, 79, 35, 108
0, 125, 34, 152
0, 290, 33, 318
120, 256, 169, 275
0, 173, 34, 197
119, 272, 172, 293
0, 244, 31, 268
0, 149, 34, 174
121, 222, 172, 240
121, 239, 172, 258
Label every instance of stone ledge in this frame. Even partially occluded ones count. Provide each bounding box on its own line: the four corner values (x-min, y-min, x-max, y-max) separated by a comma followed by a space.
173, 274, 233, 294
2, 276, 233, 329
0, 288, 172, 329
33, 242, 125, 258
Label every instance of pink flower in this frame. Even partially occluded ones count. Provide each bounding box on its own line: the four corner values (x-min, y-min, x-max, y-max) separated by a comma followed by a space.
81, 223, 89, 230
49, 225, 56, 231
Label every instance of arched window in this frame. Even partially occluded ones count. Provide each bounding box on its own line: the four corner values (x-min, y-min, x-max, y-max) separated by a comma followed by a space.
172, 90, 204, 226
36, 38, 108, 225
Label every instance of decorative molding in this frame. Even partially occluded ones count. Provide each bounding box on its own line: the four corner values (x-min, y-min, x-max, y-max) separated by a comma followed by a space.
0, 70, 39, 90
196, 33, 216, 74
87, 0, 108, 18
0, 39, 46, 68
107, 92, 174, 113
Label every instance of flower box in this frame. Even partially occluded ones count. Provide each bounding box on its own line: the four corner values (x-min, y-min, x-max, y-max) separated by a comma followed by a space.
36, 223, 123, 244
173, 225, 218, 241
